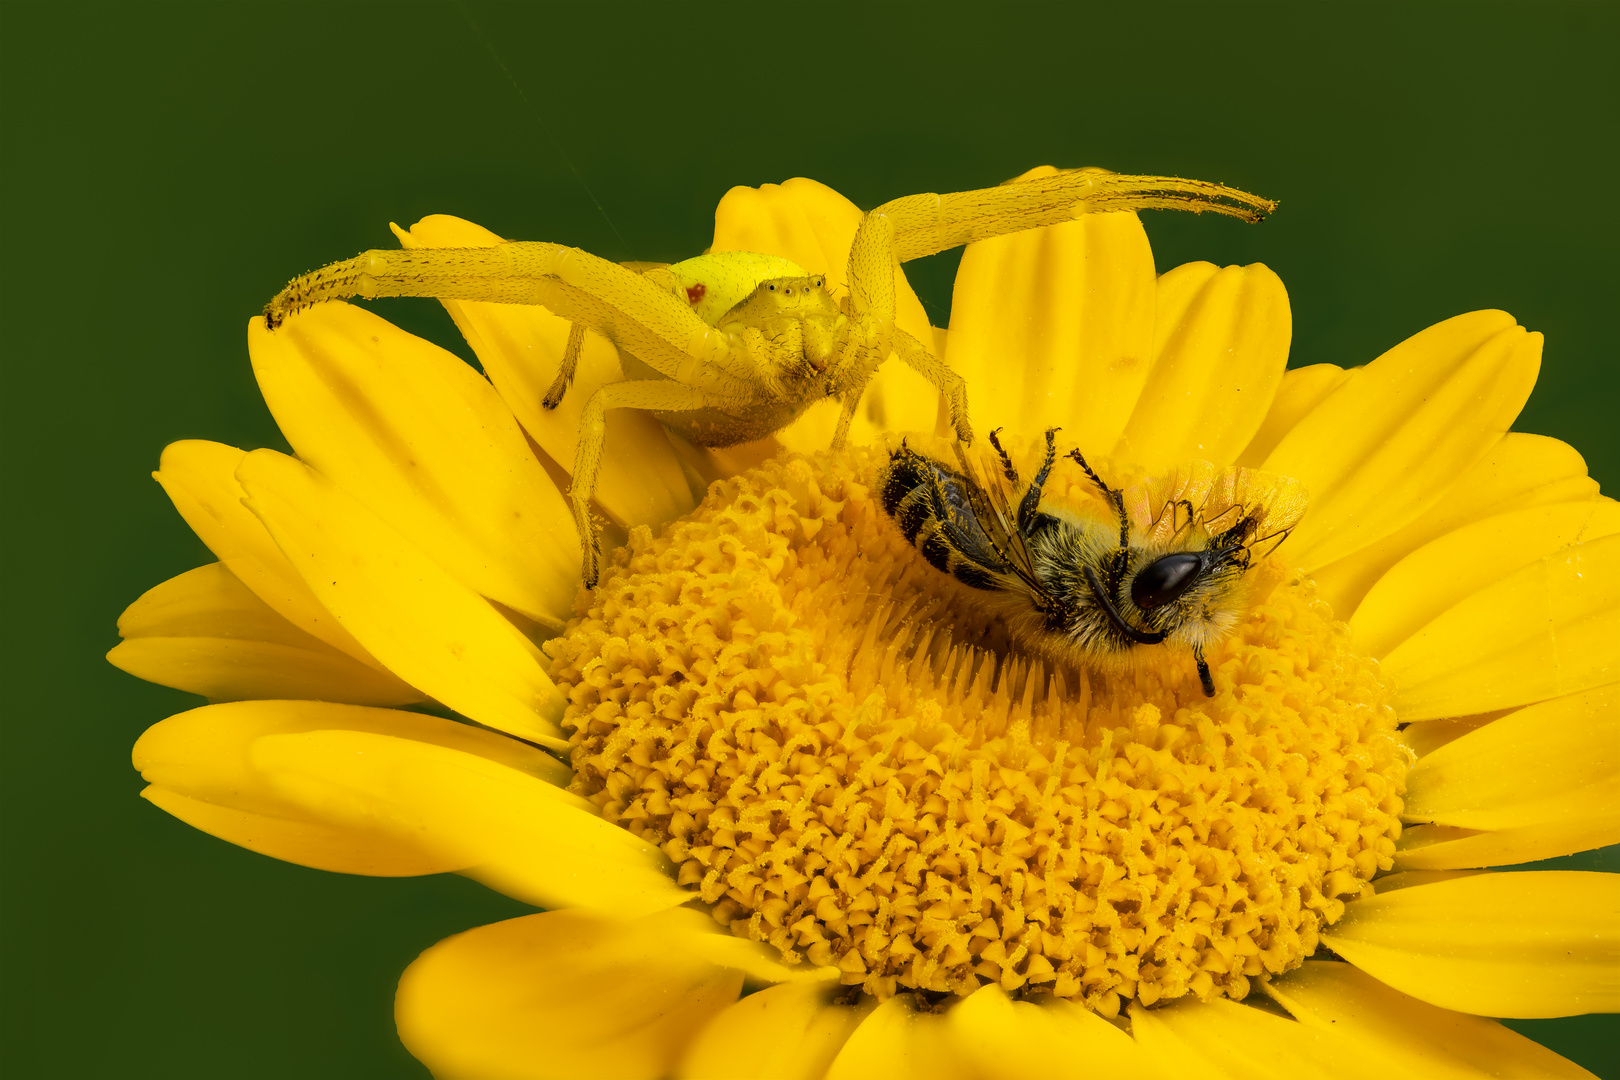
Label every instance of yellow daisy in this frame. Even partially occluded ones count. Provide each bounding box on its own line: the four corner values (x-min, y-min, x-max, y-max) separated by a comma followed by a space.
113, 170, 1619, 1079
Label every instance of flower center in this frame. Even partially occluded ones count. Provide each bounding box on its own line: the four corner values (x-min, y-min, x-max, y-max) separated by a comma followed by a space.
553, 444, 1406, 1014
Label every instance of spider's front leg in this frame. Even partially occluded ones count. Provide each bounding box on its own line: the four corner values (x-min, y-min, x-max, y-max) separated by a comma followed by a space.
824, 213, 965, 448
826, 167, 1277, 446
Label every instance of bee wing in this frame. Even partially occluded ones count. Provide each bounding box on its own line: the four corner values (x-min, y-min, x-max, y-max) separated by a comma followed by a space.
1124, 461, 1310, 550
950, 443, 1057, 603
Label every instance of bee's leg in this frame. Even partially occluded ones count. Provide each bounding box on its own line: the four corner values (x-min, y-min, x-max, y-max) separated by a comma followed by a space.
987, 428, 1020, 485
892, 329, 972, 443
1067, 448, 1129, 549
542, 322, 587, 410
573, 379, 746, 587
1017, 428, 1061, 532
1161, 497, 1198, 541
1193, 648, 1216, 697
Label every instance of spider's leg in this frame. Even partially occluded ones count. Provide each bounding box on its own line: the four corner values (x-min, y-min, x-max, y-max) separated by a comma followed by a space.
892, 329, 972, 443
542, 322, 586, 410
263, 241, 760, 386
830, 387, 863, 450
573, 379, 755, 587
826, 213, 900, 409
869, 169, 1277, 265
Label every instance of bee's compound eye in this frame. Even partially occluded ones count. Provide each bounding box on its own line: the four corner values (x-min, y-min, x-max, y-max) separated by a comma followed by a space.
1131, 552, 1204, 610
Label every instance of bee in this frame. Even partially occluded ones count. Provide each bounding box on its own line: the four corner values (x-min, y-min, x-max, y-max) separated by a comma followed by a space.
877, 428, 1305, 696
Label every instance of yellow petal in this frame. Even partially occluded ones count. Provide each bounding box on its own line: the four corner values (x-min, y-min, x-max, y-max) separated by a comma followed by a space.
1124, 1002, 1239, 1080
250, 729, 690, 914
1131, 996, 1414, 1080
1350, 497, 1620, 658
1268, 960, 1600, 1079
109, 638, 426, 707
1370, 869, 1486, 894
946, 985, 1171, 1080
1393, 684, 1620, 868
1405, 684, 1619, 829
711, 177, 942, 444
249, 302, 579, 626
133, 698, 566, 808
1236, 363, 1357, 468
236, 448, 567, 746
946, 166, 1156, 456
1400, 714, 1495, 758
1264, 310, 1541, 570
132, 699, 559, 875
1319, 871, 1620, 1017
1393, 819, 1620, 871
396, 909, 743, 1080
110, 562, 423, 705
1380, 532, 1620, 720
1116, 261, 1290, 472
824, 995, 973, 1080
154, 440, 379, 665
1312, 433, 1600, 620
394, 215, 695, 531
119, 562, 328, 645
676, 981, 872, 1080
141, 785, 452, 876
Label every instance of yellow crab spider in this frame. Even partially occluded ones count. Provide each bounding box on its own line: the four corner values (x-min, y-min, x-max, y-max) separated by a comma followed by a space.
264, 167, 1276, 586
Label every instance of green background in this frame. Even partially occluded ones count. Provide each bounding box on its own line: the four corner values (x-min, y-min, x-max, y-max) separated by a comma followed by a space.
2, 2, 1615, 1076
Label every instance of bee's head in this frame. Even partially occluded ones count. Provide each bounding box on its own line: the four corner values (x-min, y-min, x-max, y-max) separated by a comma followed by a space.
1127, 510, 1262, 648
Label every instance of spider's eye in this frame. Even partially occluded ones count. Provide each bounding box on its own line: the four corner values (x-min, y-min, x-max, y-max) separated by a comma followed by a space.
768, 283, 776, 291
1131, 552, 1204, 610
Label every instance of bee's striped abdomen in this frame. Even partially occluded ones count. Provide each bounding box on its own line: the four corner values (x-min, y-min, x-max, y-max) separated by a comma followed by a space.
878, 446, 1009, 592
879, 452, 936, 539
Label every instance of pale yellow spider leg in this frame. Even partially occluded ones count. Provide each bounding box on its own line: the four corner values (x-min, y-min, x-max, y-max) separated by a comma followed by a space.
264, 242, 760, 388
870, 168, 1277, 263
819, 213, 900, 449
572, 378, 752, 587
893, 328, 972, 442
830, 389, 862, 449
542, 322, 587, 410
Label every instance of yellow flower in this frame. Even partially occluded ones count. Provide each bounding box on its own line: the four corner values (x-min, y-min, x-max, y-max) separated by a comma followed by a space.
113, 172, 1619, 1079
